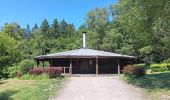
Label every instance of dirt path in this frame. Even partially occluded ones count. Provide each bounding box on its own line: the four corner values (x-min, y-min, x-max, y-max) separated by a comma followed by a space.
49, 77, 145, 100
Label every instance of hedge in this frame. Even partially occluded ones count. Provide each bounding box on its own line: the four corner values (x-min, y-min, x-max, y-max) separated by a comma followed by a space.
123, 65, 145, 78
150, 63, 170, 72
28, 67, 63, 79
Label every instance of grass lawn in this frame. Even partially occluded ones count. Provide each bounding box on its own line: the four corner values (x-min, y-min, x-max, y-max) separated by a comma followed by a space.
123, 72, 170, 100
0, 78, 66, 100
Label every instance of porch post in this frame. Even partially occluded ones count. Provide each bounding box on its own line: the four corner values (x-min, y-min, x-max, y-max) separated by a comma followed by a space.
37, 60, 40, 67
69, 59, 72, 75
42, 61, 45, 67
117, 58, 120, 74
96, 57, 99, 75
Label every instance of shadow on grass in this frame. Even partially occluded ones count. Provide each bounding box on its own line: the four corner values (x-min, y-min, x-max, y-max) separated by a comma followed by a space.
0, 81, 4, 85
126, 72, 170, 90
0, 90, 18, 100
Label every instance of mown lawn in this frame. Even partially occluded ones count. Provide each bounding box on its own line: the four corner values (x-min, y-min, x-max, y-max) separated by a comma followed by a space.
123, 72, 170, 100
0, 78, 66, 100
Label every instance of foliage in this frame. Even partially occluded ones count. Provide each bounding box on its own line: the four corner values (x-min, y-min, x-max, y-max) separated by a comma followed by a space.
46, 67, 63, 79
123, 65, 145, 77
16, 71, 23, 77
19, 60, 35, 74
164, 58, 170, 63
28, 67, 44, 75
7, 65, 20, 78
28, 67, 63, 79
0, 32, 20, 79
150, 63, 170, 72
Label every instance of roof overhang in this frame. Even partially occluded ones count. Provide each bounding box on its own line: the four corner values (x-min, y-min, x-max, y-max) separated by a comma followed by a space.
34, 48, 136, 60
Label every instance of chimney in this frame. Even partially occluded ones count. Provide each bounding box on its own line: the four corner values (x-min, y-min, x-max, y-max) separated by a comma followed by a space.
82, 31, 86, 48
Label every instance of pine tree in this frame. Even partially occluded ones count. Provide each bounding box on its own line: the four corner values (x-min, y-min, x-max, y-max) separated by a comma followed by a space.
59, 19, 68, 37
40, 19, 50, 38
51, 19, 59, 38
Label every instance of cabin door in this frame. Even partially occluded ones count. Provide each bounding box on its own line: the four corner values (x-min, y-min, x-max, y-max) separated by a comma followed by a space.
79, 59, 89, 74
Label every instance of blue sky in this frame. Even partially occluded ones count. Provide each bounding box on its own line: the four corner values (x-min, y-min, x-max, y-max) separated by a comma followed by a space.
0, 0, 117, 29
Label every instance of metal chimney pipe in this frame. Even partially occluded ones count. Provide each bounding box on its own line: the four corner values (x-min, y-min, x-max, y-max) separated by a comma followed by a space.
82, 31, 86, 48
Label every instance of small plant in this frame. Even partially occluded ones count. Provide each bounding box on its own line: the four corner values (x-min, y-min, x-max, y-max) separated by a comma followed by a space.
16, 71, 23, 77
123, 65, 145, 78
46, 67, 63, 78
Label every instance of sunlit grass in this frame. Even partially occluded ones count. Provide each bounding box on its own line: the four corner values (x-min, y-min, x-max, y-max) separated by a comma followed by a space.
0, 78, 66, 100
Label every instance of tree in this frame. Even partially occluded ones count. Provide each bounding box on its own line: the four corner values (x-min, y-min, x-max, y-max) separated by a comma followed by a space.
0, 32, 21, 78
85, 7, 110, 48
40, 19, 50, 38
51, 19, 59, 38
24, 24, 32, 39
110, 0, 169, 62
59, 19, 68, 37
32, 23, 39, 32
67, 24, 75, 36
1, 22, 24, 40
101, 29, 123, 52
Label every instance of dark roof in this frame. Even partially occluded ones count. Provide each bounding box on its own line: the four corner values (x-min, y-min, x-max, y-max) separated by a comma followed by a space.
34, 48, 135, 60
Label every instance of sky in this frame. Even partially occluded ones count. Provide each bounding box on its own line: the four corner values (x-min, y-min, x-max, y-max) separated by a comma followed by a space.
0, 0, 117, 29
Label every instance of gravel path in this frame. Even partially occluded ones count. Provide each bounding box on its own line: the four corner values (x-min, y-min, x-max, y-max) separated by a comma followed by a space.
49, 77, 145, 100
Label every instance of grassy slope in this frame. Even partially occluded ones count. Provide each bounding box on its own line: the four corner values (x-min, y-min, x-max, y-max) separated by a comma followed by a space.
123, 72, 170, 100
0, 78, 66, 100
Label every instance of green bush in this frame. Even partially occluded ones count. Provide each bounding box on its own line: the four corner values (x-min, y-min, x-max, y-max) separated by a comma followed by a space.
150, 63, 170, 72
164, 58, 170, 63
123, 65, 145, 78
167, 65, 170, 71
8, 65, 20, 78
19, 60, 35, 74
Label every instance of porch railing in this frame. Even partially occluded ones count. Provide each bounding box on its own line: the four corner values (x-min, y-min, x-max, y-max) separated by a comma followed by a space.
59, 67, 70, 74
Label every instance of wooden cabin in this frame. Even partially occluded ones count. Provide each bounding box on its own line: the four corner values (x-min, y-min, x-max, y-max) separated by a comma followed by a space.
34, 32, 135, 75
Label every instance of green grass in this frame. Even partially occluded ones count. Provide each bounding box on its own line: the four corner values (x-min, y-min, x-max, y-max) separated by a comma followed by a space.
123, 72, 170, 100
0, 78, 66, 100
18, 74, 49, 80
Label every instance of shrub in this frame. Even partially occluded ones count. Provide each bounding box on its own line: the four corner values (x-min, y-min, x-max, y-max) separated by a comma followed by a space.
123, 65, 145, 78
19, 60, 35, 74
28, 67, 44, 75
46, 67, 63, 78
167, 65, 170, 71
8, 65, 20, 78
150, 64, 169, 72
164, 58, 170, 63
16, 71, 23, 77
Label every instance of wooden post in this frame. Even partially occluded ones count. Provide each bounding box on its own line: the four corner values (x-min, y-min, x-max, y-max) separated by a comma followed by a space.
117, 59, 120, 74
96, 57, 99, 75
64, 67, 65, 74
42, 61, 45, 67
69, 59, 72, 75
37, 60, 40, 67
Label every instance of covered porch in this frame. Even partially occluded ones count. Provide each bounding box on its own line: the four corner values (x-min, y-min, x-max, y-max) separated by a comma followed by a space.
35, 56, 133, 75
